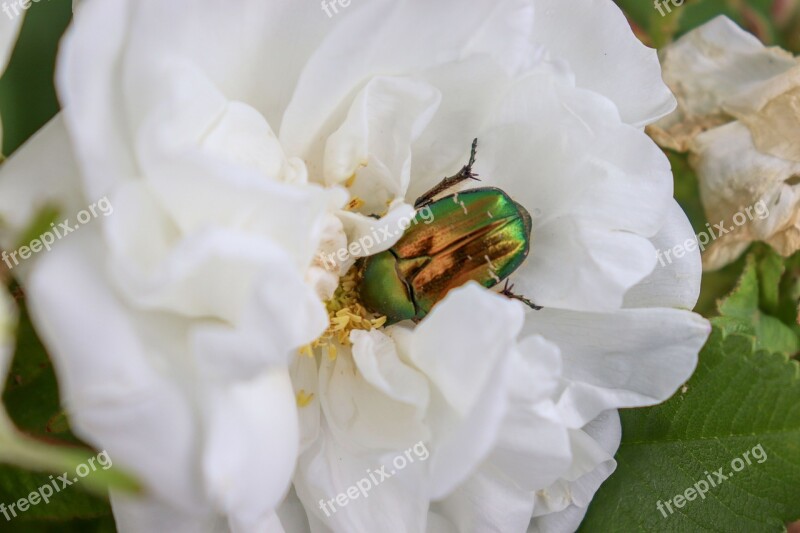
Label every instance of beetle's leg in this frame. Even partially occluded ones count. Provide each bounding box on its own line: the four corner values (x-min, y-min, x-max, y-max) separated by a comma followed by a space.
500, 280, 543, 310
414, 138, 481, 209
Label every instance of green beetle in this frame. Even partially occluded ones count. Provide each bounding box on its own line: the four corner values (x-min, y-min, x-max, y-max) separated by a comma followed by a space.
357, 139, 539, 325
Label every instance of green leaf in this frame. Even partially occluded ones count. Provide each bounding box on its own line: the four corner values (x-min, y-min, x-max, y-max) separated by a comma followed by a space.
0, 461, 112, 522
613, 0, 797, 51
718, 253, 799, 356
0, 0, 72, 156
0, 432, 140, 501
3, 298, 68, 442
775, 252, 800, 337
11, 205, 60, 256
758, 251, 785, 314
0, 515, 116, 532
0, 516, 117, 532
580, 327, 800, 531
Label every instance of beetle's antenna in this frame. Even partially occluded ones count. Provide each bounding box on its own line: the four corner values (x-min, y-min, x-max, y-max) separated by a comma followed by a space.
501, 280, 543, 311
466, 138, 478, 171
414, 138, 482, 209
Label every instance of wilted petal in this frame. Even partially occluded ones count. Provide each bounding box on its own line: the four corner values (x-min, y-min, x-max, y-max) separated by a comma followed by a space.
725, 66, 800, 162
691, 121, 800, 269
650, 15, 797, 151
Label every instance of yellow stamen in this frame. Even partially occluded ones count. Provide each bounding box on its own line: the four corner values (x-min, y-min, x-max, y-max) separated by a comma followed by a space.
308, 267, 387, 360
297, 344, 314, 357
296, 390, 314, 408
346, 196, 365, 211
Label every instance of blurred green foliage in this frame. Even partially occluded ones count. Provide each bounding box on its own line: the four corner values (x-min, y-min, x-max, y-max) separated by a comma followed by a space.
615, 0, 800, 51
0, 0, 72, 156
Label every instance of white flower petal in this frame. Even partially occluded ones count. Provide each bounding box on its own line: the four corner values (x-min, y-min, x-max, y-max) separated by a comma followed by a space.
0, 8, 22, 72
351, 329, 430, 413
531, 0, 675, 126
26, 230, 203, 512
624, 199, 702, 310
280, 0, 541, 160
294, 431, 429, 533
201, 101, 297, 182
530, 410, 621, 533
335, 200, 417, 260
0, 116, 85, 253
59, 0, 337, 189
490, 401, 571, 491
291, 355, 321, 454
57, 0, 136, 192
426, 511, 459, 533
319, 342, 430, 451
409, 284, 523, 417
323, 76, 441, 209
436, 466, 535, 533
189, 265, 328, 383
523, 307, 709, 427
477, 72, 671, 310
109, 492, 227, 533
276, 488, 311, 533
486, 335, 571, 490
409, 284, 523, 498
409, 57, 516, 196
202, 370, 299, 528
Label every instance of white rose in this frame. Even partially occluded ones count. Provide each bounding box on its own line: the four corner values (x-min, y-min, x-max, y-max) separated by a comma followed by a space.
0, 0, 709, 531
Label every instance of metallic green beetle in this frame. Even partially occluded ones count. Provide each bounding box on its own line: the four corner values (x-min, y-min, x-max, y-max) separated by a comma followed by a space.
357, 139, 539, 325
